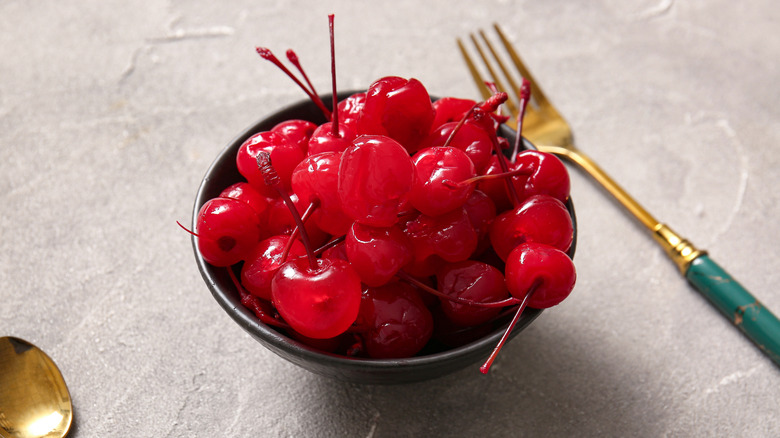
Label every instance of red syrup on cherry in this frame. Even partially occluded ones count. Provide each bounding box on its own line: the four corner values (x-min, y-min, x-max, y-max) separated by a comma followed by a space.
188, 14, 577, 373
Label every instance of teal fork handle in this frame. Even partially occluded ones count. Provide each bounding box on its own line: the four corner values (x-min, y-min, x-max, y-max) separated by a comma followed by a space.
686, 254, 780, 365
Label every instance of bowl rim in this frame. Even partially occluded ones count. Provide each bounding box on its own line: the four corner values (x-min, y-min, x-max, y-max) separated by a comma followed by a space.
191, 92, 576, 375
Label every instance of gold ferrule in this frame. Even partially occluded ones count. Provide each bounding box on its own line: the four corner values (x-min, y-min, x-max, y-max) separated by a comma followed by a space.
652, 224, 704, 274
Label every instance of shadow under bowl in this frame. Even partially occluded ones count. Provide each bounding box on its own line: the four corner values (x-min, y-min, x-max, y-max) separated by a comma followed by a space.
192, 92, 577, 384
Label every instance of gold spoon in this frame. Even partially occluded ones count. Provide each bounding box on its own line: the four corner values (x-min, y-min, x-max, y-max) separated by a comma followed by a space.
0, 337, 72, 438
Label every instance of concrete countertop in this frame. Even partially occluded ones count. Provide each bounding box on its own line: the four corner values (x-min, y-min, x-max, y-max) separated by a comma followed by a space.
2, 0, 778, 436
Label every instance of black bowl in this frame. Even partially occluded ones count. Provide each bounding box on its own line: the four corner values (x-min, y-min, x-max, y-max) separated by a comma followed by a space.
192, 92, 577, 384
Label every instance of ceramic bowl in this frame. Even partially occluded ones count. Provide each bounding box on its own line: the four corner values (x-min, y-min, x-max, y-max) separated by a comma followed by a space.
191, 92, 577, 384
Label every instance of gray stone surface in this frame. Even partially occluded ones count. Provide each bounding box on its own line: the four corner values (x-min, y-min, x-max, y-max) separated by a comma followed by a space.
2, 0, 778, 436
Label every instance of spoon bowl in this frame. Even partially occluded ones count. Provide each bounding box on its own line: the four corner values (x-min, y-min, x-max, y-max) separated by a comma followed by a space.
0, 337, 72, 438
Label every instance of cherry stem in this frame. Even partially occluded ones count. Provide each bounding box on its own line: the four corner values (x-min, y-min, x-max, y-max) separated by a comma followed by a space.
256, 47, 332, 121
286, 49, 321, 106
328, 14, 340, 138
455, 87, 519, 206
397, 270, 521, 308
442, 166, 533, 190
492, 133, 521, 207
226, 266, 289, 329
313, 235, 346, 256
442, 106, 476, 148
176, 220, 199, 237
442, 91, 508, 148
479, 281, 539, 374
511, 78, 532, 163
281, 199, 319, 262
484, 82, 503, 118
479, 88, 509, 114
177, 220, 223, 248
256, 152, 318, 269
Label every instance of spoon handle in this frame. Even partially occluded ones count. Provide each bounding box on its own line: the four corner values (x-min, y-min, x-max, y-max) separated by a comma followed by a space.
685, 254, 780, 366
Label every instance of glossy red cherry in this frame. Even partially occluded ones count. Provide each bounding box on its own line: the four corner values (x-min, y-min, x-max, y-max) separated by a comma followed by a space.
272, 119, 317, 155
424, 121, 494, 172
504, 242, 576, 309
431, 97, 476, 129
265, 194, 329, 247
480, 239, 576, 374
258, 143, 364, 339
321, 241, 349, 262
477, 154, 517, 213
355, 281, 433, 358
195, 197, 262, 267
219, 182, 271, 221
338, 135, 415, 227
291, 151, 352, 236
403, 207, 478, 265
513, 150, 570, 203
489, 194, 573, 261
337, 92, 366, 129
236, 131, 304, 197
272, 257, 362, 339
307, 122, 356, 155
437, 260, 509, 327
356, 76, 435, 153
241, 235, 306, 301
462, 189, 497, 244
345, 222, 413, 287
409, 146, 476, 217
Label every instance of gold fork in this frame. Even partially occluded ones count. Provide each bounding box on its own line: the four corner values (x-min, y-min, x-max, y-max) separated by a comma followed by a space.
458, 24, 780, 365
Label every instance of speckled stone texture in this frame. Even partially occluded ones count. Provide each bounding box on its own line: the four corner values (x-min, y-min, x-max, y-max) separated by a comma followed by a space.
1, 0, 778, 436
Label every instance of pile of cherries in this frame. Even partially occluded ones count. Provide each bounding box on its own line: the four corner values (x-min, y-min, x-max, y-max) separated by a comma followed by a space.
190, 16, 575, 373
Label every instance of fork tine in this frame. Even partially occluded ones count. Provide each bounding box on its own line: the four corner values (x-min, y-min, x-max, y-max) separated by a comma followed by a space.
492, 23, 549, 108
456, 38, 493, 101
468, 34, 519, 117
477, 29, 523, 106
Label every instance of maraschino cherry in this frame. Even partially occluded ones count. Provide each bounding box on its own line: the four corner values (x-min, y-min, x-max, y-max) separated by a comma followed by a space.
338, 135, 416, 227
291, 151, 353, 236
193, 197, 262, 267
355, 281, 434, 358
258, 151, 362, 339
241, 235, 306, 301
409, 146, 476, 217
356, 76, 435, 153
436, 260, 510, 327
236, 130, 304, 198
489, 194, 573, 261
480, 242, 576, 374
431, 97, 476, 128
345, 222, 412, 287
272, 119, 317, 155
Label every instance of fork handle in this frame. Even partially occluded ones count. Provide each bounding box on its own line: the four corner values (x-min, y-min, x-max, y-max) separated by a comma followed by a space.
685, 255, 780, 365
542, 144, 780, 366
